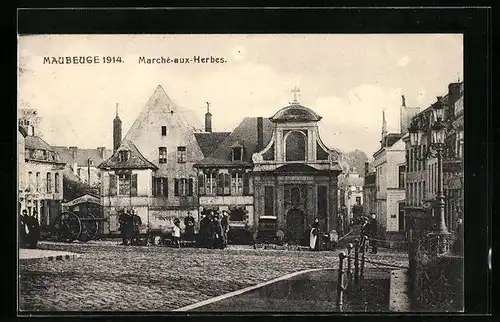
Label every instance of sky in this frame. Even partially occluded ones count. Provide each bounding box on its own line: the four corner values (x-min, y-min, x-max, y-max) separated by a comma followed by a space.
18, 34, 463, 158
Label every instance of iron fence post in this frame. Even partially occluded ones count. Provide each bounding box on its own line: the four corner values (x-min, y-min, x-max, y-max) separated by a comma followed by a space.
360, 235, 367, 279
347, 243, 353, 279
354, 239, 359, 283
337, 251, 346, 309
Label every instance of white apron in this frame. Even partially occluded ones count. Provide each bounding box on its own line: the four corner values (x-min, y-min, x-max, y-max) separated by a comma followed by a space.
309, 228, 318, 249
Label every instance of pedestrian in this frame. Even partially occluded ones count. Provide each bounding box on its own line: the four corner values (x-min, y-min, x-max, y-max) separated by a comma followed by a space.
199, 213, 209, 248
221, 211, 230, 248
172, 218, 181, 248
309, 217, 321, 251
214, 213, 224, 249
118, 209, 130, 245
369, 214, 378, 254
184, 212, 195, 242
23, 209, 40, 249
206, 211, 216, 249
131, 209, 142, 245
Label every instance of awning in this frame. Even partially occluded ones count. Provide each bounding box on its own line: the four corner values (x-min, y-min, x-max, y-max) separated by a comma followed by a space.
62, 194, 100, 207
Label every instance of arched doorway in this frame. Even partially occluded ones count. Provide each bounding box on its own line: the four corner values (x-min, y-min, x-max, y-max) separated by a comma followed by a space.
286, 208, 305, 243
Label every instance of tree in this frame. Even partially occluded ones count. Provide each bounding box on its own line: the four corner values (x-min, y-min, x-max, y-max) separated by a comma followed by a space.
345, 149, 369, 175
63, 168, 98, 202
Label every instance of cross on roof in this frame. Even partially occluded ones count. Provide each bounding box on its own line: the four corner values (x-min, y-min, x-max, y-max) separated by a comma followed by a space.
291, 86, 300, 104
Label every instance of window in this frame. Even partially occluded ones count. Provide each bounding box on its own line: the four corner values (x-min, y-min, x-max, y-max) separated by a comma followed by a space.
153, 177, 168, 197
177, 146, 187, 163
217, 173, 231, 195
46, 172, 52, 193
161, 125, 167, 136
356, 196, 361, 205
77, 168, 81, 177
109, 174, 117, 196
285, 131, 306, 161
229, 208, 245, 221
205, 173, 217, 194
198, 173, 205, 195
119, 150, 130, 162
174, 178, 194, 196
159, 147, 167, 163
55, 173, 59, 193
27, 172, 33, 192
232, 147, 243, 161
264, 186, 274, 216
231, 172, 243, 195
36, 172, 40, 192
398, 165, 406, 189
118, 173, 131, 195
422, 180, 426, 200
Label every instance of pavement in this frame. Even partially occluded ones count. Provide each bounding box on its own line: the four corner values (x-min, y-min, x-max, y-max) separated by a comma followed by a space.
19, 229, 409, 312
19, 248, 81, 264
175, 267, 400, 312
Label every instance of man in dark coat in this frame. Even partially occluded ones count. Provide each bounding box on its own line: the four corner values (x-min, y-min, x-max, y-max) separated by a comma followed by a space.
184, 212, 195, 242
199, 213, 209, 248
118, 209, 131, 245
220, 212, 230, 248
22, 210, 40, 249
369, 214, 378, 254
214, 213, 224, 249
131, 209, 142, 245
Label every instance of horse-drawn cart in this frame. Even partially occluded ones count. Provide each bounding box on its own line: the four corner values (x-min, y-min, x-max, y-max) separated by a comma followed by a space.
51, 211, 107, 243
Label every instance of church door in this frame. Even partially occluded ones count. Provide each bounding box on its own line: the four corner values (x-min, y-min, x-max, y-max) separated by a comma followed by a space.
286, 209, 305, 244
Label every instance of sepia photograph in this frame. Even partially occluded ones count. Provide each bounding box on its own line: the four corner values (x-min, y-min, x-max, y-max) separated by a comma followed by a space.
18, 33, 465, 313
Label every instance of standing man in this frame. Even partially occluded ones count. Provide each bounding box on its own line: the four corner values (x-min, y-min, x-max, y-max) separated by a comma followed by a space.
221, 211, 230, 248
184, 212, 195, 242
131, 209, 142, 245
369, 214, 378, 254
118, 209, 129, 245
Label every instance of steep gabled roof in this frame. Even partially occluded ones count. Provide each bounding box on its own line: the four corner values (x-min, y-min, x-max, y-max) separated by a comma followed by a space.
25, 136, 54, 151
195, 117, 274, 167
53, 146, 112, 167
194, 132, 231, 157
123, 85, 202, 143
382, 133, 404, 148
99, 140, 158, 170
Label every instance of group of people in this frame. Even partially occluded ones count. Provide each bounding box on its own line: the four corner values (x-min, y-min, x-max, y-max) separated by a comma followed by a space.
170, 213, 196, 247
118, 208, 142, 246
361, 214, 378, 254
19, 209, 40, 249
198, 211, 230, 249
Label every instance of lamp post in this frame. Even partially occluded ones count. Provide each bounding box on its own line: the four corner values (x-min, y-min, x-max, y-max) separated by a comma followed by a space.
408, 97, 451, 254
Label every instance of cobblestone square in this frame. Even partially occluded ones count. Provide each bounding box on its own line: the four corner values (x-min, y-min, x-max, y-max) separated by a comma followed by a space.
19, 241, 408, 312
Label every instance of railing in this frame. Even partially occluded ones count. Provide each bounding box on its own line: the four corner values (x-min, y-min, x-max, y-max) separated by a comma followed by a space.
336, 235, 409, 310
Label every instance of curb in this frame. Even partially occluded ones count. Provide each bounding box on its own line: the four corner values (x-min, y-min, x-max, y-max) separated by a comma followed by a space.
19, 253, 81, 264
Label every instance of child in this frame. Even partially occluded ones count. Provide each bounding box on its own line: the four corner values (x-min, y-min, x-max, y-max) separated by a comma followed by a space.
172, 218, 181, 248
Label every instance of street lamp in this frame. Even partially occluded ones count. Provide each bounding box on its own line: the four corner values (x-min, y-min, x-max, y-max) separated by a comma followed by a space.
408, 97, 451, 252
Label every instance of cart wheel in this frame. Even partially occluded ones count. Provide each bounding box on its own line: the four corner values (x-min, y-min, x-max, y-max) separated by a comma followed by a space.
52, 212, 81, 243
79, 214, 99, 242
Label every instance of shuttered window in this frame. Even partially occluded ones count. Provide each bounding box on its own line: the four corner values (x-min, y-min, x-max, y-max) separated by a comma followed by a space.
109, 174, 117, 196
264, 186, 274, 216
243, 172, 249, 195
188, 178, 194, 196
198, 173, 205, 195
154, 177, 168, 197
131, 174, 138, 196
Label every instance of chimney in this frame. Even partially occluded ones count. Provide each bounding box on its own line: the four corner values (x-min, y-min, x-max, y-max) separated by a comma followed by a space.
205, 111, 212, 133
97, 147, 105, 159
364, 162, 370, 177
257, 117, 264, 151
69, 146, 78, 160
113, 103, 122, 152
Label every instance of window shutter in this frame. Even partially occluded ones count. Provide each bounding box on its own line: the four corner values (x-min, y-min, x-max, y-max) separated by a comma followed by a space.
131, 174, 138, 196
164, 178, 169, 197
188, 178, 194, 196
243, 172, 249, 195
174, 178, 179, 196
109, 174, 117, 196
224, 173, 230, 195
152, 176, 156, 196
217, 173, 224, 195
198, 173, 205, 195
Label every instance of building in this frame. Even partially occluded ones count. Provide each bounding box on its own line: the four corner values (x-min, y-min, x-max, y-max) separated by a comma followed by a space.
18, 126, 28, 213
20, 124, 65, 229
403, 82, 464, 244
53, 146, 112, 187
99, 85, 205, 235
362, 161, 377, 219
337, 167, 364, 224
194, 95, 344, 244
372, 97, 418, 243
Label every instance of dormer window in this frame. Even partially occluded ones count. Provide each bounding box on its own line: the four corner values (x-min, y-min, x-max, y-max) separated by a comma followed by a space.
161, 126, 167, 136
119, 150, 130, 162
231, 142, 243, 162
